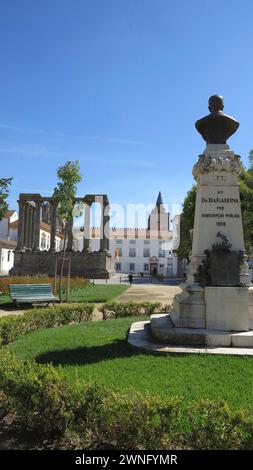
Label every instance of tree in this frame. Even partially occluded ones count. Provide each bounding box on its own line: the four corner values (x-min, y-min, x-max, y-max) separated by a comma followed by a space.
239, 166, 253, 254
177, 158, 253, 259
176, 185, 196, 260
54, 161, 82, 301
0, 177, 13, 221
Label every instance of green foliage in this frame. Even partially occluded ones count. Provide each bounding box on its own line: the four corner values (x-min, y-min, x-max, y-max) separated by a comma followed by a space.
176, 185, 196, 259
61, 284, 129, 303
0, 347, 253, 449
100, 301, 168, 319
0, 275, 89, 295
183, 400, 253, 450
0, 177, 13, 221
1, 314, 253, 448
0, 348, 74, 435
239, 166, 253, 253
54, 161, 82, 222
0, 303, 94, 345
97, 391, 182, 449
9, 317, 253, 412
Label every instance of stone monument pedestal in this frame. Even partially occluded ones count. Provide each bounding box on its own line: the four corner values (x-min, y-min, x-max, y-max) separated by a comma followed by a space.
167, 142, 251, 343
205, 286, 249, 331
129, 96, 253, 354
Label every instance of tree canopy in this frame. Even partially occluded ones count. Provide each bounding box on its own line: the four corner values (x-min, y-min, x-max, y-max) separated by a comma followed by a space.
0, 177, 13, 221
54, 161, 82, 224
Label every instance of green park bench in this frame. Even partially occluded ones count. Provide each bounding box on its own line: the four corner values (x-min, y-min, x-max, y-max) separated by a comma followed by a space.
9, 284, 60, 306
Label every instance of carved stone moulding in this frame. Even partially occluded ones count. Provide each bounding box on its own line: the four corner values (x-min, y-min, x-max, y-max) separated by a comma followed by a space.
192, 153, 242, 180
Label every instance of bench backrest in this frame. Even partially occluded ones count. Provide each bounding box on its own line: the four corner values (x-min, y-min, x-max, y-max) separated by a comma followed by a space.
9, 284, 54, 298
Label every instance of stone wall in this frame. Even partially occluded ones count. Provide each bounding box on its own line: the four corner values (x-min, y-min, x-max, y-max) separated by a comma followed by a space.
10, 251, 115, 279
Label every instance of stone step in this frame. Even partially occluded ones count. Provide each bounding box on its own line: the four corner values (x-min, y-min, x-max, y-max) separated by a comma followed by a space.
128, 320, 253, 356
150, 314, 253, 348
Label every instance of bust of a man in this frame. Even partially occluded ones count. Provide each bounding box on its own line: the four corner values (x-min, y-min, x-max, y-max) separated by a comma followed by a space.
195, 95, 239, 144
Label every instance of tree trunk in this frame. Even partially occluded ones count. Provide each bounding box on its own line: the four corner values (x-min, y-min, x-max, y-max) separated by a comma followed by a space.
59, 228, 67, 302
66, 257, 71, 302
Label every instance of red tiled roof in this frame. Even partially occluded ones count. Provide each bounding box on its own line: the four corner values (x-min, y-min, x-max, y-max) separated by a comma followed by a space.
9, 220, 64, 239
9, 220, 18, 228
0, 239, 16, 248
4, 210, 16, 218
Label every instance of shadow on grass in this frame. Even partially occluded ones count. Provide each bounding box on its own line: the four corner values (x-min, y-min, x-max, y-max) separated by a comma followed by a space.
36, 339, 137, 366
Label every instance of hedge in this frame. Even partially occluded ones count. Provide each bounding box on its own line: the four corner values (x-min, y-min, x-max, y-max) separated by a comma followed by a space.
0, 302, 253, 449
100, 301, 170, 320
0, 275, 89, 295
0, 348, 253, 449
0, 303, 94, 345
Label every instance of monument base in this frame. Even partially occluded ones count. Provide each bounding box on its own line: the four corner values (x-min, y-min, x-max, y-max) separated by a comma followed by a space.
128, 320, 253, 356
9, 250, 115, 279
205, 286, 249, 331
150, 313, 253, 348
169, 282, 206, 328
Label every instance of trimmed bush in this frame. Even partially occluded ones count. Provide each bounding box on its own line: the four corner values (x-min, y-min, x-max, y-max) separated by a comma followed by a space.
0, 303, 94, 345
0, 348, 74, 434
100, 301, 170, 320
0, 275, 89, 295
182, 400, 253, 450
0, 349, 253, 449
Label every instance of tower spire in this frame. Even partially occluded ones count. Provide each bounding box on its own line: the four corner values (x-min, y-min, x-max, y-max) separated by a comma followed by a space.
156, 191, 163, 207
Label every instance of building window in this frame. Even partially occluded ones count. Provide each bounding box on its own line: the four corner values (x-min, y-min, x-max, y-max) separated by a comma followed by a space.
7, 250, 11, 262
41, 233, 46, 249
129, 248, 136, 257
144, 240, 150, 245
143, 248, 150, 257
129, 239, 136, 245
129, 263, 135, 272
144, 263, 149, 271
115, 262, 121, 272
116, 239, 122, 245
159, 264, 164, 269
117, 247, 122, 257
159, 241, 165, 257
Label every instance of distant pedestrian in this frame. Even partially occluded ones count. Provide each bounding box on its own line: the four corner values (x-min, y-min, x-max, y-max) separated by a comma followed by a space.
128, 274, 133, 285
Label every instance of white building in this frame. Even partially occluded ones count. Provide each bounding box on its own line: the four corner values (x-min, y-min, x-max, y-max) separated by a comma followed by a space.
0, 209, 63, 274
73, 193, 179, 276
0, 210, 18, 274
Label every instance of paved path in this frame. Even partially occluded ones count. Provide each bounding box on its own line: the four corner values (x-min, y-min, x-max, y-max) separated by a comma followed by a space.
0, 308, 26, 318
116, 284, 181, 305
0, 284, 181, 318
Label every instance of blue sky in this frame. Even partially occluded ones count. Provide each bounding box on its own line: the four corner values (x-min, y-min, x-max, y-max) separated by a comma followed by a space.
1, 0, 253, 226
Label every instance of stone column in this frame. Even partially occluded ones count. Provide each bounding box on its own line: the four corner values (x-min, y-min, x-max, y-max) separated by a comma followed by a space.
100, 199, 110, 251
33, 199, 41, 251
49, 199, 57, 251
23, 203, 30, 250
66, 215, 73, 252
27, 204, 33, 250
83, 203, 91, 252
30, 205, 35, 250
16, 200, 26, 250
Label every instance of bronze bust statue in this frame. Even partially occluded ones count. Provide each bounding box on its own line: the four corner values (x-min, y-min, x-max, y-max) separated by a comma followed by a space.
195, 95, 239, 144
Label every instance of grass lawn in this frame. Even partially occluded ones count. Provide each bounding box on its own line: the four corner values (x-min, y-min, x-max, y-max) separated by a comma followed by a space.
0, 284, 128, 306
62, 284, 128, 302
0, 294, 11, 305
8, 316, 253, 412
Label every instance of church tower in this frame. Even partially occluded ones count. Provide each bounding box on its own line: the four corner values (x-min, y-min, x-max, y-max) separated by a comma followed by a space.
147, 192, 170, 237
